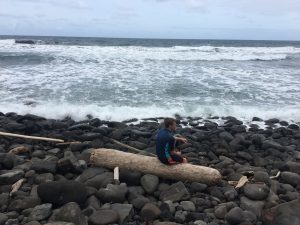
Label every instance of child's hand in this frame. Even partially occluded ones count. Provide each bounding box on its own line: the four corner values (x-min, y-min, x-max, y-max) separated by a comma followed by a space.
176, 137, 188, 143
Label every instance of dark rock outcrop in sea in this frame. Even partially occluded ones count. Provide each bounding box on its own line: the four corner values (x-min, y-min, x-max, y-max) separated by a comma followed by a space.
0, 112, 299, 225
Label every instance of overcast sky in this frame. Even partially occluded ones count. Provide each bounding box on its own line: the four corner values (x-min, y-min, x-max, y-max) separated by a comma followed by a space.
0, 0, 300, 40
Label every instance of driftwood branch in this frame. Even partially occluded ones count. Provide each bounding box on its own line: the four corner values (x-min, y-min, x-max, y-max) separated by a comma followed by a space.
10, 179, 25, 196
110, 138, 156, 157
0, 131, 64, 143
56, 141, 81, 146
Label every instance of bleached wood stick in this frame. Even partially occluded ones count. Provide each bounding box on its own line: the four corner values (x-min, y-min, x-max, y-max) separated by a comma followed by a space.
114, 166, 120, 184
0, 131, 64, 143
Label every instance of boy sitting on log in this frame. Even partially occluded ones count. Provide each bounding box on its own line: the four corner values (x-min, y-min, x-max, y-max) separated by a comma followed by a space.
156, 117, 188, 165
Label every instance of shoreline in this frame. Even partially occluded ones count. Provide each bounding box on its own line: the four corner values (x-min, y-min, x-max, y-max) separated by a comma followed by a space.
0, 112, 299, 225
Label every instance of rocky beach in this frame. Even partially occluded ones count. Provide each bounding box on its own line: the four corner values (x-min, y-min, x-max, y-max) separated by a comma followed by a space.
0, 112, 299, 225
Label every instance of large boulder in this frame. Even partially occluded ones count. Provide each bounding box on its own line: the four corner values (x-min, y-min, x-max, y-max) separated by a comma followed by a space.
37, 181, 87, 206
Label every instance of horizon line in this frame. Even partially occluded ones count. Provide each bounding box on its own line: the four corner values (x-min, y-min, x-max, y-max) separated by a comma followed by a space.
1, 34, 300, 42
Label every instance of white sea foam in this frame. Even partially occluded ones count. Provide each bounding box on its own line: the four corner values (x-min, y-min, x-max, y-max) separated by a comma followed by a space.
0, 102, 299, 123
1, 38, 300, 123
1, 39, 300, 61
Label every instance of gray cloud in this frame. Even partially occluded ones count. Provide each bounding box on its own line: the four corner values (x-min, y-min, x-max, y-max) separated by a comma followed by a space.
149, 0, 300, 15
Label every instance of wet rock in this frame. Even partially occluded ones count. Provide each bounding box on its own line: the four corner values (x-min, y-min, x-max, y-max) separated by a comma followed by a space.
34, 173, 54, 184
243, 183, 270, 200
0, 170, 24, 185
96, 183, 127, 203
240, 196, 265, 218
0, 193, 9, 209
262, 140, 283, 150
280, 172, 300, 187
159, 202, 173, 220
140, 174, 159, 194
131, 129, 152, 138
288, 124, 299, 130
68, 123, 93, 131
231, 125, 247, 133
219, 131, 234, 142
111, 203, 134, 224
174, 211, 186, 223
0, 153, 19, 169
265, 118, 280, 124
8, 197, 41, 212
180, 201, 195, 212
252, 117, 263, 121
155, 223, 182, 225
50, 202, 87, 225
24, 222, 41, 225
237, 151, 253, 161
37, 181, 87, 206
159, 181, 190, 202
29, 203, 52, 221
131, 196, 150, 209
81, 171, 113, 189
30, 161, 57, 174
127, 186, 145, 201
263, 199, 300, 225
189, 182, 207, 193
253, 171, 271, 185
119, 170, 142, 186
224, 187, 238, 201
79, 133, 102, 142
214, 204, 227, 219
0, 213, 8, 225
3, 121, 26, 131
128, 141, 148, 149
141, 203, 161, 221
185, 212, 205, 222
225, 207, 245, 225
45, 223, 74, 225
281, 161, 300, 174
88, 209, 119, 225
85, 195, 101, 210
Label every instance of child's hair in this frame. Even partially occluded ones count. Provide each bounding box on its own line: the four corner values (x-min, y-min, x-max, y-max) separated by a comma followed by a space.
164, 117, 176, 128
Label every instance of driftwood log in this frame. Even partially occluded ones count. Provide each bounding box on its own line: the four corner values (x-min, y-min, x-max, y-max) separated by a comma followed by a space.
90, 148, 222, 185
0, 131, 64, 143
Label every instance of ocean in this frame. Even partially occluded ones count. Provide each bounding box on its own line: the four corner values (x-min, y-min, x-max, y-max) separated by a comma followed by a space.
0, 35, 300, 122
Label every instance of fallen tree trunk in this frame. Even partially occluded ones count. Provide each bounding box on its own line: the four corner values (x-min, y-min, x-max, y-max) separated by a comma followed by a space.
90, 148, 222, 185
